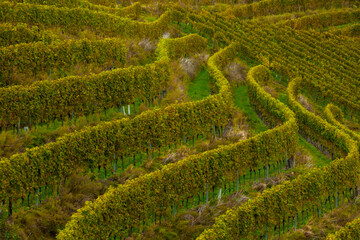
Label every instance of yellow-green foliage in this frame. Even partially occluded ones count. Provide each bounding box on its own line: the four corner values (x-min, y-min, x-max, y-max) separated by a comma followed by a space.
197, 69, 359, 240
221, 0, 351, 20
279, 8, 360, 30
56, 42, 232, 239
186, 7, 360, 116
56, 44, 299, 239
0, 59, 169, 128
0, 2, 174, 39
330, 23, 360, 37
289, 78, 354, 156
0, 23, 57, 47
324, 103, 360, 146
250, 65, 270, 86
325, 103, 344, 123
0, 36, 230, 229
0, 34, 207, 129
0, 38, 127, 86
157, 34, 208, 60
2, 3, 360, 240
9, 0, 142, 18
327, 217, 360, 239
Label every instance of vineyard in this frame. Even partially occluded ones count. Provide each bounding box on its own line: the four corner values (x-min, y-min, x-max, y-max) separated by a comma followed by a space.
0, 0, 360, 239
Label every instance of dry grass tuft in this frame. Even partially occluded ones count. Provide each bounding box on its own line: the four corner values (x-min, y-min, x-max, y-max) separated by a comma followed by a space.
138, 38, 157, 52
264, 85, 279, 98
160, 61, 190, 106
195, 52, 210, 63
225, 62, 247, 86
161, 145, 193, 165
179, 57, 201, 79
126, 39, 157, 66
298, 94, 314, 112
162, 32, 170, 39
252, 182, 267, 193
294, 150, 314, 168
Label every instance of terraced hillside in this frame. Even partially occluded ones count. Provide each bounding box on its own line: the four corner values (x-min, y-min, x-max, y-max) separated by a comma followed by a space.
0, 0, 360, 239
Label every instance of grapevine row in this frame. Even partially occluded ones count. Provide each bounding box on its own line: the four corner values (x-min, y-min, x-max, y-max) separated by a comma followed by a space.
0, 2, 180, 39
187, 9, 360, 92
221, 0, 356, 20
7, 0, 142, 18
0, 34, 207, 129
197, 70, 360, 239
56, 42, 298, 239
0, 23, 57, 47
278, 8, 360, 30
0, 59, 168, 129
0, 33, 216, 215
191, 10, 360, 115
329, 23, 360, 37
324, 103, 360, 144
156, 33, 208, 60
326, 217, 360, 239
0, 38, 127, 86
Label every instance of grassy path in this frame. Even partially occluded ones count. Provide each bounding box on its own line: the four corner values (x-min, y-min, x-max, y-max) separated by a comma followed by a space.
233, 85, 330, 167
299, 135, 332, 167
188, 69, 211, 101
234, 85, 267, 134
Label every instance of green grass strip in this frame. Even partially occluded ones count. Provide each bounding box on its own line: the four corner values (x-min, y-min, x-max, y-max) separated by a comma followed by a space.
188, 69, 211, 101
234, 85, 267, 134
